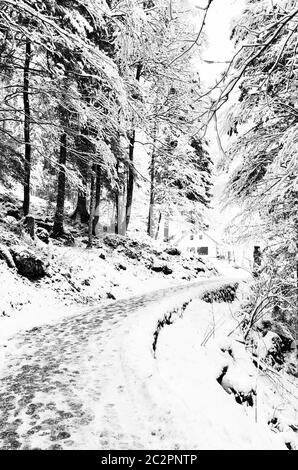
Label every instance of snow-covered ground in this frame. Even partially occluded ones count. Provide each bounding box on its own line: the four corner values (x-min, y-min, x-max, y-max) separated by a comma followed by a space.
0, 188, 217, 347
89, 277, 296, 450
0, 245, 214, 347
0, 262, 297, 449
156, 298, 298, 449
0, 186, 297, 450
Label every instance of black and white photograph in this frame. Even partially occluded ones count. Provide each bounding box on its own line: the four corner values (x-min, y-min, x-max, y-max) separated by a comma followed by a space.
0, 0, 297, 454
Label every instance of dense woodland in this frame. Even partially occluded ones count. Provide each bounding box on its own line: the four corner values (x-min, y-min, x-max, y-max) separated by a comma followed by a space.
0, 0, 213, 245
224, 0, 298, 350
0, 1, 297, 350
0, 0, 297, 452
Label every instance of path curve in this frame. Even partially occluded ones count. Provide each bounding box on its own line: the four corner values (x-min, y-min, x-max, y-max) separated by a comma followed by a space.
0, 277, 237, 450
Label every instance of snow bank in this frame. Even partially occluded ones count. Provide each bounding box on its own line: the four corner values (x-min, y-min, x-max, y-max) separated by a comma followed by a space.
1, 262, 296, 449
75, 275, 289, 450
152, 291, 297, 449
87, 275, 296, 450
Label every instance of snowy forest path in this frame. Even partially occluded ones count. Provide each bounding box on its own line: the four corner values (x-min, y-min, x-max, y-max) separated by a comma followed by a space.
0, 275, 240, 450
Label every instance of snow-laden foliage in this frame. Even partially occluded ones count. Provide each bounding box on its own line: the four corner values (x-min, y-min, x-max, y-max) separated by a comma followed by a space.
224, 0, 298, 344
0, 0, 212, 240
155, 135, 212, 227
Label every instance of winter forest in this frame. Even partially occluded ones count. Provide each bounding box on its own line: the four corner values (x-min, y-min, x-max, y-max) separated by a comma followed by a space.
0, 0, 297, 452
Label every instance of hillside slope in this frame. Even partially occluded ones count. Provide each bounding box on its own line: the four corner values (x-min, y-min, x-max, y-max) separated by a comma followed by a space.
0, 190, 216, 343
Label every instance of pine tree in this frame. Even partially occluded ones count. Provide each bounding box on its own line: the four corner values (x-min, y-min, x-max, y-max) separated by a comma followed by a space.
223, 0, 298, 340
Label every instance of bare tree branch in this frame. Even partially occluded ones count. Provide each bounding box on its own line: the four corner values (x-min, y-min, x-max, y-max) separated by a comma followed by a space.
167, 0, 214, 67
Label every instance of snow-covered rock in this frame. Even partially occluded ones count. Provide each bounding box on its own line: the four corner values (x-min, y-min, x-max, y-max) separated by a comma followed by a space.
10, 246, 46, 279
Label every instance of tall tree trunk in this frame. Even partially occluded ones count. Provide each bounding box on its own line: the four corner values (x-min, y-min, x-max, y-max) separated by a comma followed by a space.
294, 206, 298, 359
125, 129, 135, 233
70, 189, 89, 223
125, 63, 142, 233
24, 215, 35, 239
296, 248, 298, 359
164, 215, 169, 242
147, 120, 158, 237
155, 211, 162, 240
115, 191, 119, 235
87, 167, 96, 247
92, 164, 101, 235
115, 161, 120, 235
23, 37, 32, 216
52, 132, 67, 237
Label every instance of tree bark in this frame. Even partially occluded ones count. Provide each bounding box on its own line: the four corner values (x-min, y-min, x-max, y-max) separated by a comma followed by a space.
115, 161, 120, 235
147, 120, 158, 237
23, 215, 35, 239
70, 189, 89, 223
295, 206, 298, 360
92, 164, 101, 235
125, 63, 142, 233
164, 215, 169, 242
52, 132, 67, 237
23, 37, 32, 216
125, 129, 135, 233
115, 192, 119, 235
87, 167, 96, 247
155, 211, 162, 240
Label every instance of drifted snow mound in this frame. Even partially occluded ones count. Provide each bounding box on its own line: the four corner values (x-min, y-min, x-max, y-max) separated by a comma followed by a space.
154, 301, 285, 449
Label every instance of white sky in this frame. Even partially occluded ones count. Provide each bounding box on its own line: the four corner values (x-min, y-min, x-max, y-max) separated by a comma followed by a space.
196, 0, 246, 84
194, 0, 247, 237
